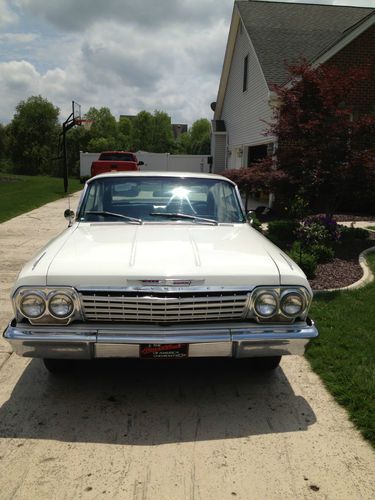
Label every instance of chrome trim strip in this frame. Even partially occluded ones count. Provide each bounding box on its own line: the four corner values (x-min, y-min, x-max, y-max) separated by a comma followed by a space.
3, 320, 318, 359
32, 252, 46, 270
77, 285, 256, 293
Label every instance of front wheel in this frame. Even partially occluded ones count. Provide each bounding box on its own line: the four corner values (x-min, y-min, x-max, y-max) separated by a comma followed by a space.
254, 356, 281, 370
43, 358, 75, 374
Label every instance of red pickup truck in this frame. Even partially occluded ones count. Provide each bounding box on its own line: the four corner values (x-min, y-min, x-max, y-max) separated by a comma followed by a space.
91, 151, 143, 177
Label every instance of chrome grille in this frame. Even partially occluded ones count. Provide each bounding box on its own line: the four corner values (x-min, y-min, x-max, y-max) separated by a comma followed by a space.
79, 290, 249, 323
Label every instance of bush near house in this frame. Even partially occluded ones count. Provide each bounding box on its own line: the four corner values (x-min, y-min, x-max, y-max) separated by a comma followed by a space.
288, 242, 318, 279
340, 226, 370, 242
264, 215, 370, 279
267, 219, 299, 246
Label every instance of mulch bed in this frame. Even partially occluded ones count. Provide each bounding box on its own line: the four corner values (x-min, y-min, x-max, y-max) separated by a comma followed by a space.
309, 235, 375, 290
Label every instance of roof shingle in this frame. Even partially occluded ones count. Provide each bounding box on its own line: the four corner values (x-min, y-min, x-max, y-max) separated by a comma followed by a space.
236, 0, 374, 86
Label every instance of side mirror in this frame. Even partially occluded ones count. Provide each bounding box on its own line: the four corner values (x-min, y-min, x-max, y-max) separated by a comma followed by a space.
64, 209, 75, 225
247, 210, 255, 226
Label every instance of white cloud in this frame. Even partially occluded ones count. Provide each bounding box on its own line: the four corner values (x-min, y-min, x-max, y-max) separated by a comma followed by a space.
15, 0, 232, 32
0, 10, 229, 124
0, 32, 38, 42
0, 60, 40, 90
1, 0, 374, 125
0, 0, 17, 27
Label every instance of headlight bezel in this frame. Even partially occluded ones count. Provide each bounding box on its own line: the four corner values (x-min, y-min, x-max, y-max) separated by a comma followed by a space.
280, 291, 305, 318
19, 290, 46, 320
13, 287, 82, 325
48, 291, 75, 320
253, 290, 279, 318
250, 286, 311, 322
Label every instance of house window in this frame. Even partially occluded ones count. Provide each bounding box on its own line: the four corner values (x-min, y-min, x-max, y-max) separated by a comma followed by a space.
247, 144, 268, 167
243, 55, 248, 92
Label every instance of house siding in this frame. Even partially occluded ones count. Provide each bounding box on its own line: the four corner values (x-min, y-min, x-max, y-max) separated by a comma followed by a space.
325, 24, 375, 112
221, 23, 273, 169
211, 134, 227, 173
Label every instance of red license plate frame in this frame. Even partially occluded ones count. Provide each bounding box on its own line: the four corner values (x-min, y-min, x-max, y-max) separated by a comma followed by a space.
139, 343, 188, 359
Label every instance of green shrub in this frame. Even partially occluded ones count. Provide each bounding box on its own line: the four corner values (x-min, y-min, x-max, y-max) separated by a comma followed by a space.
288, 242, 317, 279
251, 215, 262, 232
267, 220, 298, 244
310, 244, 335, 264
340, 226, 370, 242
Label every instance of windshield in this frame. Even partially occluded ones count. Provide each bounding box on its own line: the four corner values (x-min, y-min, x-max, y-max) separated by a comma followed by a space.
78, 176, 245, 224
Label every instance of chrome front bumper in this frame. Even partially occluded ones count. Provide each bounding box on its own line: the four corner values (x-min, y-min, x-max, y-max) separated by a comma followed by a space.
3, 320, 318, 359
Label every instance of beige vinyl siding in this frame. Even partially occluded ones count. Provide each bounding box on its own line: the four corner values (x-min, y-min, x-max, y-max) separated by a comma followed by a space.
212, 134, 227, 173
221, 23, 273, 168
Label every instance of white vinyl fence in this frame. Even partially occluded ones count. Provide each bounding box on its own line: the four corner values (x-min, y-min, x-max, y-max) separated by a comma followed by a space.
136, 151, 211, 173
80, 151, 212, 179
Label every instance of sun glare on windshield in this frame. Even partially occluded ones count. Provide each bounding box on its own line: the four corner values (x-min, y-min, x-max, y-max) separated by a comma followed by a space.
170, 186, 190, 199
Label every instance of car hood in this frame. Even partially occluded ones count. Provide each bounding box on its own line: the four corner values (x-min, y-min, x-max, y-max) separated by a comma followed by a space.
16, 223, 309, 289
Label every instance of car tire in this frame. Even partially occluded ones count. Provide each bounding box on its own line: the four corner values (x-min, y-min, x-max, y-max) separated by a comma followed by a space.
43, 358, 75, 374
254, 356, 281, 370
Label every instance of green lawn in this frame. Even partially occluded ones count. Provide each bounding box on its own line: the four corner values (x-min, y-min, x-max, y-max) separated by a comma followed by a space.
366, 226, 375, 231
306, 253, 375, 447
0, 174, 81, 224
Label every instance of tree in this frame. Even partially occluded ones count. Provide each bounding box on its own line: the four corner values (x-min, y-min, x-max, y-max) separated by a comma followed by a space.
0, 124, 6, 159
9, 95, 60, 175
85, 107, 119, 152
176, 118, 211, 154
65, 126, 91, 177
229, 61, 375, 214
118, 116, 133, 150
130, 111, 154, 151
152, 110, 174, 153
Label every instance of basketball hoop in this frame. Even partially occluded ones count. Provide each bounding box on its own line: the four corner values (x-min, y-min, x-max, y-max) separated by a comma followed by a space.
74, 118, 94, 130
60, 101, 94, 193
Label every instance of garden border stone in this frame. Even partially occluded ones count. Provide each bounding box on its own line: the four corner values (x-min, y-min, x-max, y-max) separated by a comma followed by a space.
314, 246, 375, 295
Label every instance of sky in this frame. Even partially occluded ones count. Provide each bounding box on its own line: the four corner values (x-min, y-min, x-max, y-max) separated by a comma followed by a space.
0, 0, 374, 125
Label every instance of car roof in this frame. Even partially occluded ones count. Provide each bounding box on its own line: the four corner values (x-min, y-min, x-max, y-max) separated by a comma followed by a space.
88, 171, 234, 184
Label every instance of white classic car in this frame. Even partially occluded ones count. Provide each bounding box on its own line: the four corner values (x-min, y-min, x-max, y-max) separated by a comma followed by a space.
4, 172, 318, 373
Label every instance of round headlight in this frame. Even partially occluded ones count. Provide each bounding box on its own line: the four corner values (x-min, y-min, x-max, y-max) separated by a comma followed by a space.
20, 292, 46, 319
280, 293, 304, 317
48, 293, 74, 319
254, 292, 278, 318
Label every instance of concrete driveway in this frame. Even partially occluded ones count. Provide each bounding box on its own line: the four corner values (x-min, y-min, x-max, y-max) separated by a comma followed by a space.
0, 194, 374, 499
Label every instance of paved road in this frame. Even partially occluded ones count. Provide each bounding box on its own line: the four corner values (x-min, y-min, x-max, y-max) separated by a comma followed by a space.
0, 195, 374, 499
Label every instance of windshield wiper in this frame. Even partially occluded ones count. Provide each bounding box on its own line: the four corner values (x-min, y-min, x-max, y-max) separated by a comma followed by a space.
149, 212, 218, 225
84, 211, 142, 224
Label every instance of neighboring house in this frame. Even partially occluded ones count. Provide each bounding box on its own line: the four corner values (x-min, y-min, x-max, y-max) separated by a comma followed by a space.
211, 0, 375, 173
171, 123, 188, 140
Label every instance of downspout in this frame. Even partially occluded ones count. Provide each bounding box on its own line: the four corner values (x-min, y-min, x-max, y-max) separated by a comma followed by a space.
225, 132, 229, 170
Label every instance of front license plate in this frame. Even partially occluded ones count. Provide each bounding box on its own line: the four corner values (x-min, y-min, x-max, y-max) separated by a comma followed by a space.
139, 343, 188, 359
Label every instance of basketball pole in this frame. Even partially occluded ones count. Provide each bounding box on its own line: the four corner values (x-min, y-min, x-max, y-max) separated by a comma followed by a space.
62, 109, 75, 193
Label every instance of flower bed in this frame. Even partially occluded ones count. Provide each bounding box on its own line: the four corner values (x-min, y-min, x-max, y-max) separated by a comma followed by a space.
310, 235, 375, 290
264, 216, 375, 290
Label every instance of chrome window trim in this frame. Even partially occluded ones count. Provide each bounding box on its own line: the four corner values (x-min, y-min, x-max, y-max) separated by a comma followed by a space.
76, 176, 248, 225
